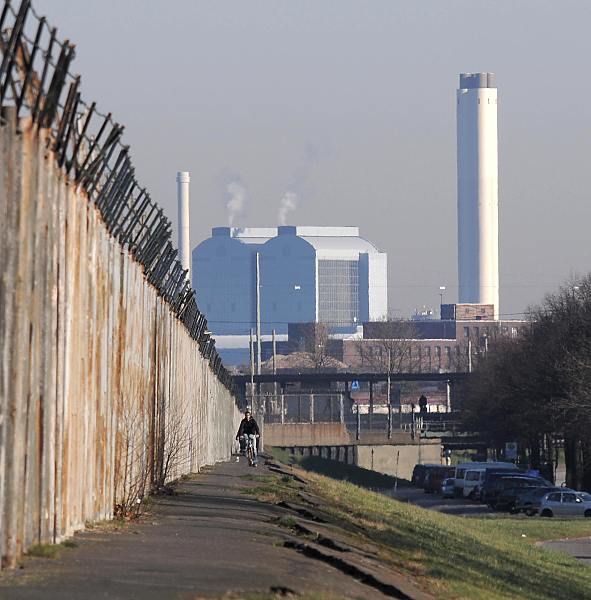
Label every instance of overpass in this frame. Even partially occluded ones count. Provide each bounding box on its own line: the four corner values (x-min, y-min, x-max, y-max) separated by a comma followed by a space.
234, 370, 470, 386
233, 370, 471, 405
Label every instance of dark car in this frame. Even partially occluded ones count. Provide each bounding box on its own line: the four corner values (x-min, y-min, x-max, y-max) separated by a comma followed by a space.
423, 466, 456, 494
482, 476, 551, 508
411, 464, 441, 487
471, 468, 522, 502
495, 486, 541, 512
516, 486, 573, 516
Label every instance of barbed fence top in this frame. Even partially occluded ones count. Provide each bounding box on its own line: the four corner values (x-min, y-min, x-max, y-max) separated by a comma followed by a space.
0, 0, 234, 395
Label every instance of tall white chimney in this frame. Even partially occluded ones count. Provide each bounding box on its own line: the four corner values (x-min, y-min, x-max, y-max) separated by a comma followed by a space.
177, 171, 191, 280
457, 72, 499, 318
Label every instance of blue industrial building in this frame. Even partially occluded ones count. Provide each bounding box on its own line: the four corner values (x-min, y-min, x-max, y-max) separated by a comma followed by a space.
193, 226, 387, 339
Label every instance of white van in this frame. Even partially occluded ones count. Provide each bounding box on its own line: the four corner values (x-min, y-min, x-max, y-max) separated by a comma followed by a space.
463, 469, 486, 498
454, 462, 518, 498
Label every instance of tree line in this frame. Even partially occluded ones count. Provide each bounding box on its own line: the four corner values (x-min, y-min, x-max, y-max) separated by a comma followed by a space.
462, 276, 591, 491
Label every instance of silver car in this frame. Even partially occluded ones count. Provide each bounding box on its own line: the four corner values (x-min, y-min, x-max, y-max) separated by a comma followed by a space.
539, 491, 591, 518
441, 478, 455, 499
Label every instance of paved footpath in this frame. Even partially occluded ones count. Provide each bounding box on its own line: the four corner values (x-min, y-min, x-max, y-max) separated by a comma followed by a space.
0, 458, 430, 600
543, 537, 591, 566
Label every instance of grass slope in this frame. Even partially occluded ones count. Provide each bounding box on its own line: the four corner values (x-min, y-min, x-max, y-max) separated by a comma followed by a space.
260, 454, 591, 599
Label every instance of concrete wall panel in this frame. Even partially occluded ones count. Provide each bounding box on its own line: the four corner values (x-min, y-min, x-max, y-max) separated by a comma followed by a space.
0, 115, 241, 568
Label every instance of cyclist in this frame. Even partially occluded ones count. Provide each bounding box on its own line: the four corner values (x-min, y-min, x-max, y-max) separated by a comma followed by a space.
236, 410, 260, 464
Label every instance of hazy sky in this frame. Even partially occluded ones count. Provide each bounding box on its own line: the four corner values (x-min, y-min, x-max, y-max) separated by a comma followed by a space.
35, 0, 591, 319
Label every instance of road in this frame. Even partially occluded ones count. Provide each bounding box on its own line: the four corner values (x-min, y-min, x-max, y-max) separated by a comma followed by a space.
382, 486, 496, 517
543, 537, 591, 566
385, 485, 591, 566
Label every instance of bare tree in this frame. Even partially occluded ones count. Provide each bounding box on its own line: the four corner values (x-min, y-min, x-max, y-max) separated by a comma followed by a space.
114, 376, 151, 518
293, 322, 335, 370
354, 318, 421, 372
154, 398, 191, 490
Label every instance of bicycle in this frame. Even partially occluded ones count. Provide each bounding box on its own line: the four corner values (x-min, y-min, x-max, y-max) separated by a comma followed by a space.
244, 434, 258, 467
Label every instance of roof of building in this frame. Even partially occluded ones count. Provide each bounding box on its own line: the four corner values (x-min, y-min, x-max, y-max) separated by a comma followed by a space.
210, 227, 277, 245
298, 235, 381, 256
204, 225, 384, 255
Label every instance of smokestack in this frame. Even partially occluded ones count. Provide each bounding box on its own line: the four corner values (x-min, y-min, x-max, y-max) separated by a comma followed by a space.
457, 72, 499, 318
177, 171, 191, 280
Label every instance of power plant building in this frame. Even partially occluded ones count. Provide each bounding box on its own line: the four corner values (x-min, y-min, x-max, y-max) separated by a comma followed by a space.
457, 72, 500, 318
193, 226, 387, 336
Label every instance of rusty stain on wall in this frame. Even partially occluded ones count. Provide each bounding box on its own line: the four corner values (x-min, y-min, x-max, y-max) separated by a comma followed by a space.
0, 111, 242, 568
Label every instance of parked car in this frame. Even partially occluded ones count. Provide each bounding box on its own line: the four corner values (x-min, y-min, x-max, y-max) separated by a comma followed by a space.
482, 475, 551, 508
441, 477, 455, 499
453, 462, 518, 497
423, 466, 456, 494
495, 486, 542, 512
539, 491, 591, 518
516, 486, 571, 516
462, 466, 521, 500
411, 464, 441, 487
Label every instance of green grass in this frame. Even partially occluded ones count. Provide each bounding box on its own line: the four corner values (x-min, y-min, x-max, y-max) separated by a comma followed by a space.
267, 447, 410, 490
258, 460, 591, 600
242, 474, 301, 503
276, 515, 299, 529
26, 539, 77, 559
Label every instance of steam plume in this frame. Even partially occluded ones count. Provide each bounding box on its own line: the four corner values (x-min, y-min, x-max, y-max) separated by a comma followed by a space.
278, 191, 297, 225
225, 179, 248, 226
277, 142, 326, 225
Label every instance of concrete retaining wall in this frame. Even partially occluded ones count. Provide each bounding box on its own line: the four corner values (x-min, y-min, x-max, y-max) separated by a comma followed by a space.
264, 423, 350, 447
356, 443, 442, 481
0, 115, 241, 568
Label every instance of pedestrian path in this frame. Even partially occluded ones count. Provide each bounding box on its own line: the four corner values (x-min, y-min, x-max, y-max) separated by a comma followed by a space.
0, 458, 427, 600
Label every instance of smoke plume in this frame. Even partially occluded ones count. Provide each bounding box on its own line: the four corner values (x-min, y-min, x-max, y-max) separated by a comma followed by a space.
278, 191, 298, 225
277, 142, 327, 225
225, 179, 248, 226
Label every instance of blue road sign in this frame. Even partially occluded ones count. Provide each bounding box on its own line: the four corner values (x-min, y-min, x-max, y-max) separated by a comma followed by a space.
351, 380, 360, 390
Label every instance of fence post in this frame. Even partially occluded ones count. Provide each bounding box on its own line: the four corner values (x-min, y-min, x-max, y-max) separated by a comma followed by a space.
368, 381, 374, 431
387, 403, 392, 439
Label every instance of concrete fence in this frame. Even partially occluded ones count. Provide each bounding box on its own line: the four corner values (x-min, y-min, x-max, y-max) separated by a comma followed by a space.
0, 0, 242, 568
0, 111, 241, 568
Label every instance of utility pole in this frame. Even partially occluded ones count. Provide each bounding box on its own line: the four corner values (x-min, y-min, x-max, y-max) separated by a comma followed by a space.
468, 339, 473, 373
249, 329, 255, 408
255, 252, 261, 375
272, 328, 277, 403
387, 348, 392, 439
272, 328, 277, 375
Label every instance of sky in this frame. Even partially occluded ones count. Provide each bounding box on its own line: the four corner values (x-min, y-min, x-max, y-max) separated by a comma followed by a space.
34, 0, 591, 319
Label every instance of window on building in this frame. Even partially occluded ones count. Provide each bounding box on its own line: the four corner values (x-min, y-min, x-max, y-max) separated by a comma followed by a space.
511, 327, 518, 338
474, 327, 480, 339
463, 327, 470, 337
317, 259, 359, 326
445, 346, 451, 368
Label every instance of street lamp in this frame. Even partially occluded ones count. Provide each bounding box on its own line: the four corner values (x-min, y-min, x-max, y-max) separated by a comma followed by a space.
439, 286, 446, 316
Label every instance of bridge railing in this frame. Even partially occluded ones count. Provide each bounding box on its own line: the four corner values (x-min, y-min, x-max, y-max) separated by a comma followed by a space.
0, 0, 234, 393
256, 393, 346, 424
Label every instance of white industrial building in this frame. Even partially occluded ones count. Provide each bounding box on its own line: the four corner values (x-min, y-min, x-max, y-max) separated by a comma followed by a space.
193, 225, 388, 337
457, 72, 500, 318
